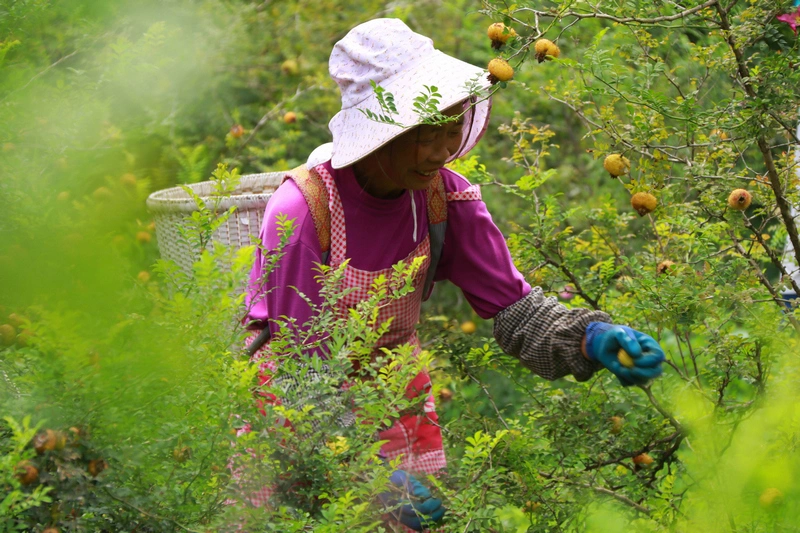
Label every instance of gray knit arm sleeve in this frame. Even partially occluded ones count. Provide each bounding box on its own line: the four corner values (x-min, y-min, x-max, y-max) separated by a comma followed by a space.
493, 287, 612, 382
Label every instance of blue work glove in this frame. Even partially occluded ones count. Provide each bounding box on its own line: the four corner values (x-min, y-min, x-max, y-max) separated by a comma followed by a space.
378, 470, 446, 531
585, 323, 666, 386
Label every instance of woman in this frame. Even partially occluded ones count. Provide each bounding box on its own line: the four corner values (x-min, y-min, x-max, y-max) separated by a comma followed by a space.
244, 18, 665, 531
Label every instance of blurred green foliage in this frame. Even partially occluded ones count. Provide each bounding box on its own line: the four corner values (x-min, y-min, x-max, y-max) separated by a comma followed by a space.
2, 0, 800, 531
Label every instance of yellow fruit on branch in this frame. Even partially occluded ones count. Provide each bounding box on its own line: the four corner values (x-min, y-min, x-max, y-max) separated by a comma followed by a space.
609, 415, 624, 434
460, 320, 477, 334
657, 260, 675, 276
487, 58, 514, 83
631, 192, 657, 217
0, 324, 16, 346
119, 173, 137, 188
92, 186, 113, 201
603, 154, 630, 177
633, 453, 654, 466
283, 111, 297, 124
33, 429, 60, 453
523, 500, 541, 512
15, 461, 38, 485
487, 23, 516, 48
173, 446, 192, 463
438, 387, 454, 402
280, 59, 299, 76
727, 189, 752, 211
136, 231, 152, 244
710, 128, 728, 140
230, 124, 244, 138
88, 458, 108, 477
137, 271, 151, 283
759, 487, 784, 508
534, 39, 560, 62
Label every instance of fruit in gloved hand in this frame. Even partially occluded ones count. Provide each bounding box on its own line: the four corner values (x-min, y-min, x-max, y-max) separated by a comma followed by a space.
727, 189, 752, 211
631, 192, 657, 216
488, 58, 514, 83
617, 349, 634, 368
603, 154, 630, 177
534, 39, 560, 62
633, 453, 654, 466
487, 23, 516, 48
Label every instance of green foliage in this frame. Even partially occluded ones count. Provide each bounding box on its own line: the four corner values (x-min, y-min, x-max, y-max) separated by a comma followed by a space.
2, 0, 800, 531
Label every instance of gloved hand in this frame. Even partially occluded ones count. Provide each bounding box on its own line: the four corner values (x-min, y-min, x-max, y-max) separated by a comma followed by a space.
378, 470, 446, 531
585, 323, 665, 386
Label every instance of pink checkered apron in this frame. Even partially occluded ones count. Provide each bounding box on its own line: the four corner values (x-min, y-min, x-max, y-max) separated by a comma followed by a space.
314, 164, 447, 477
235, 165, 447, 531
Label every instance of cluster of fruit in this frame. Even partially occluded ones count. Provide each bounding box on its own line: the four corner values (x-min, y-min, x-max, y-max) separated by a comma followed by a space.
602, 153, 753, 218
0, 311, 33, 348
485, 23, 560, 85
14, 427, 107, 532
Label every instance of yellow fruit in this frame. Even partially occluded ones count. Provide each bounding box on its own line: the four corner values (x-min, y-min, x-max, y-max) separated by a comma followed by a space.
610, 416, 624, 434
173, 446, 192, 463
230, 124, 244, 138
137, 271, 151, 283
16, 329, 33, 347
657, 260, 675, 276
283, 111, 297, 124
280, 58, 299, 76
631, 192, 657, 216
16, 461, 38, 485
88, 458, 108, 477
487, 58, 514, 83
119, 173, 137, 188
460, 320, 477, 334
617, 349, 634, 368
710, 128, 728, 140
136, 231, 152, 244
92, 186, 113, 201
57, 191, 71, 202
633, 453, 654, 466
603, 154, 631, 177
7, 313, 24, 328
33, 429, 59, 453
438, 387, 454, 402
727, 189, 752, 211
0, 324, 16, 346
487, 23, 516, 47
523, 500, 541, 512
759, 487, 784, 508
534, 39, 560, 62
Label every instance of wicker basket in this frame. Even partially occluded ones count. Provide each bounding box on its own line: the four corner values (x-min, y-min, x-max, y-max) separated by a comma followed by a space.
146, 172, 285, 275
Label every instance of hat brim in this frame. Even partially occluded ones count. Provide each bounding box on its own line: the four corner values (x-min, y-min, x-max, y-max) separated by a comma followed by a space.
329, 50, 492, 169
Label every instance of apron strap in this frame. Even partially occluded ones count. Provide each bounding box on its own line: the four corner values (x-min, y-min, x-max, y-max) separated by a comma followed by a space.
282, 165, 331, 265
422, 173, 448, 300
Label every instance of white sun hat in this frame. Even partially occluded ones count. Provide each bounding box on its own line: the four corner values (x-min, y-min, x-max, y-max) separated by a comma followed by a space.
328, 18, 493, 169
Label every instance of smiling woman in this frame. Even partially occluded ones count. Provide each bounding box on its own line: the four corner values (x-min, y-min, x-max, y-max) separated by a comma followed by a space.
240, 17, 665, 533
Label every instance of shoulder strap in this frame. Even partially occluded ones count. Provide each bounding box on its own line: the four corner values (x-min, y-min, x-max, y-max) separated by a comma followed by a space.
283, 165, 331, 265
423, 173, 448, 300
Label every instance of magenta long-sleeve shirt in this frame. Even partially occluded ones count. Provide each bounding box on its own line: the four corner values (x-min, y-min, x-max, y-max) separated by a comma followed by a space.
245, 161, 531, 335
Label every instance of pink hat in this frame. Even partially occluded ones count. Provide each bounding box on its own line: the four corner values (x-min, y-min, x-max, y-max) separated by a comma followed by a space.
328, 18, 492, 169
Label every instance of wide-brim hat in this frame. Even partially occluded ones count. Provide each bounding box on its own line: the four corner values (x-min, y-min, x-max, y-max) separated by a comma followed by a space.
328, 18, 493, 169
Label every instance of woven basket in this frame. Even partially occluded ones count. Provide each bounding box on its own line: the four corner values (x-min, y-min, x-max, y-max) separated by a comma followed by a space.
146, 172, 285, 275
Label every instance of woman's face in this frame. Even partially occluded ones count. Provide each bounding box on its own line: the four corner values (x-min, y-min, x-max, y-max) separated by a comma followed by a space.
354, 104, 466, 198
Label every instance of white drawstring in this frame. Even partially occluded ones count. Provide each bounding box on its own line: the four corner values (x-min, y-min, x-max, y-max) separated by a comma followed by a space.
410, 190, 418, 242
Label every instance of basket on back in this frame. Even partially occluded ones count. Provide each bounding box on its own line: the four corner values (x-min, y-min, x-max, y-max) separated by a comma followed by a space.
146, 172, 284, 276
